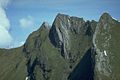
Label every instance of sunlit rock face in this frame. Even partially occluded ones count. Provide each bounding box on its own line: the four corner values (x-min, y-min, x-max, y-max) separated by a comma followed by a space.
49, 14, 71, 59
93, 13, 120, 80
49, 13, 94, 60
0, 13, 120, 80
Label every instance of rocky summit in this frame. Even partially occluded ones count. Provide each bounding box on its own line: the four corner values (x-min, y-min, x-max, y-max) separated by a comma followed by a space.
0, 13, 120, 80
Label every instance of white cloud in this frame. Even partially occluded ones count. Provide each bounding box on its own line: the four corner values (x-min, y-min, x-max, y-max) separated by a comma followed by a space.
0, 0, 13, 48
17, 41, 25, 47
0, 7, 10, 30
0, 27, 12, 48
20, 16, 34, 28
10, 41, 25, 48
0, 0, 10, 8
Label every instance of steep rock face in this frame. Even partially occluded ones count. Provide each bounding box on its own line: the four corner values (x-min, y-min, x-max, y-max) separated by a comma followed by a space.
23, 22, 51, 80
0, 13, 120, 80
23, 22, 70, 80
69, 16, 85, 34
93, 13, 120, 80
49, 13, 94, 61
49, 14, 70, 59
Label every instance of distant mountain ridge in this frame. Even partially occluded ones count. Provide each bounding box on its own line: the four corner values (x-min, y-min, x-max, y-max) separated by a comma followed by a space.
0, 12, 120, 80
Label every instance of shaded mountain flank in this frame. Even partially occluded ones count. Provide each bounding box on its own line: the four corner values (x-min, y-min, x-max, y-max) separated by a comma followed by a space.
0, 13, 120, 80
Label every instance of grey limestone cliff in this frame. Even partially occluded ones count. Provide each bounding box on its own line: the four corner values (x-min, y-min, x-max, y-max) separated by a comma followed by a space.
0, 13, 120, 80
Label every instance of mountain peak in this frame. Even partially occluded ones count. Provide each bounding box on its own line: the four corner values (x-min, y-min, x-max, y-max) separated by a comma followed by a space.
101, 12, 111, 17
56, 13, 70, 18
1, 13, 120, 80
42, 21, 49, 28
38, 21, 50, 31
53, 13, 71, 30
43, 22, 49, 26
100, 12, 112, 21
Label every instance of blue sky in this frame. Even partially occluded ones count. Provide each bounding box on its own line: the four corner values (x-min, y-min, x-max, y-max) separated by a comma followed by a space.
0, 0, 120, 48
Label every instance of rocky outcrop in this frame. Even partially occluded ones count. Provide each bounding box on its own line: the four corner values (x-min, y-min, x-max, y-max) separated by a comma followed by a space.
49, 13, 70, 59
49, 13, 94, 60
23, 22, 51, 80
93, 13, 120, 80
0, 13, 120, 80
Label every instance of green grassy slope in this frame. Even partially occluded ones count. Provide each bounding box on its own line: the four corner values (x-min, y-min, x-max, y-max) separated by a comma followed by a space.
0, 47, 27, 80
93, 13, 120, 80
0, 13, 120, 80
